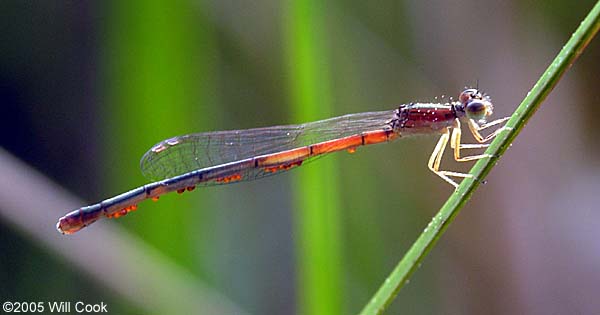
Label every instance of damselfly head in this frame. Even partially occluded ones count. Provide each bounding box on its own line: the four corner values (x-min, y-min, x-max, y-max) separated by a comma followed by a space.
459, 88, 494, 122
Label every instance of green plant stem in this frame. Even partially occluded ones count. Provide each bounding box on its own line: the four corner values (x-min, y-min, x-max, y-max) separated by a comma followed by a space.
359, 1, 600, 314
106, 1, 216, 273
284, 1, 343, 315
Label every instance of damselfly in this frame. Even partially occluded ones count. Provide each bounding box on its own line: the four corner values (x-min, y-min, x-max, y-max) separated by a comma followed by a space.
57, 88, 509, 234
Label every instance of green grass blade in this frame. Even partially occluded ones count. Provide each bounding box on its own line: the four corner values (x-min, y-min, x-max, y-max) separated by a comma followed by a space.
105, 1, 216, 270
284, 1, 343, 314
359, 1, 600, 314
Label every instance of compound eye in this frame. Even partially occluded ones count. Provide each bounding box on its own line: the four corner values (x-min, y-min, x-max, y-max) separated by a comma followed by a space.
459, 88, 481, 105
465, 100, 489, 121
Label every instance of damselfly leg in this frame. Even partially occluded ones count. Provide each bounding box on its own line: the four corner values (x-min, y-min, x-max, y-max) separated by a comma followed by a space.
428, 116, 510, 188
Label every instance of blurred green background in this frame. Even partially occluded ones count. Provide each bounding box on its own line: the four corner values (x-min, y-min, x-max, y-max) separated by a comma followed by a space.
1, 1, 600, 314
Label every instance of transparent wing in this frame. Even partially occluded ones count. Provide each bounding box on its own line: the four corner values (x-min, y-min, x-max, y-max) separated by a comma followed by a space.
140, 110, 397, 180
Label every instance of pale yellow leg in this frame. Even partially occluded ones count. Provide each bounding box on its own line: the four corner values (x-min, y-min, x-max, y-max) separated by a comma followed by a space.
451, 119, 493, 162
429, 117, 510, 188
428, 127, 473, 188
467, 117, 510, 143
